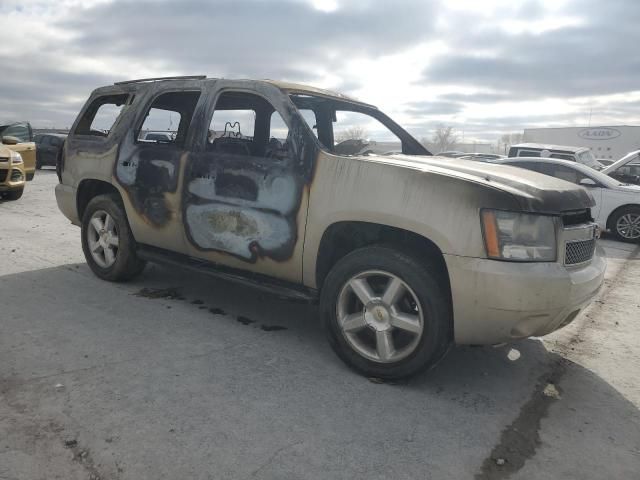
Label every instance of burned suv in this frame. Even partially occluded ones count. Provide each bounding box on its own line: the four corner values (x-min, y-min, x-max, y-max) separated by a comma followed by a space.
56, 76, 606, 379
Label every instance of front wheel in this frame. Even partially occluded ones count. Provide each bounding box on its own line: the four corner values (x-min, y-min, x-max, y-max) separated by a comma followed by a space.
320, 246, 452, 380
610, 206, 640, 243
81, 194, 146, 282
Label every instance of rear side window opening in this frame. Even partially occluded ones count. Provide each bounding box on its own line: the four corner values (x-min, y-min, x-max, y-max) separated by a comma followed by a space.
136, 91, 201, 147
74, 94, 129, 137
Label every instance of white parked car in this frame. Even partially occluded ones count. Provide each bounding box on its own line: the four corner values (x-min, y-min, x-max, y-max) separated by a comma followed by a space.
601, 149, 640, 186
501, 157, 640, 242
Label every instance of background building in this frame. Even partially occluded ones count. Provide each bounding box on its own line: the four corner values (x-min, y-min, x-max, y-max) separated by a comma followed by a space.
523, 126, 640, 160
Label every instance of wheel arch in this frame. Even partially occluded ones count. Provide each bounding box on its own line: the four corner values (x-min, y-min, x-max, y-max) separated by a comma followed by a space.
605, 203, 640, 230
76, 178, 123, 221
315, 221, 451, 300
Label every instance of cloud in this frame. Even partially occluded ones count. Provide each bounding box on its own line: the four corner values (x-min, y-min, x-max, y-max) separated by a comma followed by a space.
423, 0, 640, 99
0, 0, 639, 144
405, 100, 463, 116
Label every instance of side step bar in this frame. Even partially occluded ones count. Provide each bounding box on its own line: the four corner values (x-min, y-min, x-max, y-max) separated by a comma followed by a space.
137, 244, 318, 303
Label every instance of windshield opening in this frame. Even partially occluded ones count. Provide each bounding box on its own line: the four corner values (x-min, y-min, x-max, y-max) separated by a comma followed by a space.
289, 94, 429, 157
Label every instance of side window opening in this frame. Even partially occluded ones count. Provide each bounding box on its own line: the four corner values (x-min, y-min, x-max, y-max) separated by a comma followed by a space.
267, 111, 290, 161
550, 153, 574, 161
0, 122, 32, 142
137, 91, 201, 146
518, 150, 541, 158
206, 91, 291, 161
75, 94, 129, 137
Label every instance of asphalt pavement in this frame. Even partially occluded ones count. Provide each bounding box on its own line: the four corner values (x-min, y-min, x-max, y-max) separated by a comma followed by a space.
1, 169, 639, 480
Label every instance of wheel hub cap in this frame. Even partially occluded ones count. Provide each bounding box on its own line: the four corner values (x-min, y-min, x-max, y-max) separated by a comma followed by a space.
364, 302, 391, 331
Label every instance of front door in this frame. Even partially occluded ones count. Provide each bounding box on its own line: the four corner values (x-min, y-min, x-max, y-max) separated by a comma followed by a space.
180, 81, 316, 283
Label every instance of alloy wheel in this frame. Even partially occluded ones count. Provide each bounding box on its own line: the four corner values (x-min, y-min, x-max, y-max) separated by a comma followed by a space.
336, 270, 425, 363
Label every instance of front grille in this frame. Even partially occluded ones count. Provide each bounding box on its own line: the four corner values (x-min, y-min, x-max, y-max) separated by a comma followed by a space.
565, 238, 596, 265
0, 169, 7, 182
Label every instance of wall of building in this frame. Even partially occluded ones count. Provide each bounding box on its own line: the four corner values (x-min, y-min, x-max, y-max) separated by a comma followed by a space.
523, 126, 640, 161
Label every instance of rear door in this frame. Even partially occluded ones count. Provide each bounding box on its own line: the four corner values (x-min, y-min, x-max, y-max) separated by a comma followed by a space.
181, 81, 316, 283
114, 89, 203, 252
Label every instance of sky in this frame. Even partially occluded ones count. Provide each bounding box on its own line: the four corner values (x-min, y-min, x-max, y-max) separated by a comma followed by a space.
1, 0, 639, 144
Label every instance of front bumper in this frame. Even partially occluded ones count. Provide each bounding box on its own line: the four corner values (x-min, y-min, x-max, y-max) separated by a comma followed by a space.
55, 183, 80, 225
0, 165, 26, 192
445, 246, 606, 345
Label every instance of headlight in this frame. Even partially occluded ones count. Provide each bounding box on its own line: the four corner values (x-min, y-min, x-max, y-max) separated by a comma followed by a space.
10, 152, 23, 164
481, 209, 557, 262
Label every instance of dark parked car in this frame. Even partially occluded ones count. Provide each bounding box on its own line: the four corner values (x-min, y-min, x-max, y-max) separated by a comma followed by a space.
35, 133, 67, 169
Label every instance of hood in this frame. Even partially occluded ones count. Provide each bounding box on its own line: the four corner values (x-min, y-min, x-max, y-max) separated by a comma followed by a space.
613, 183, 640, 194
0, 145, 12, 158
602, 150, 640, 174
364, 154, 595, 214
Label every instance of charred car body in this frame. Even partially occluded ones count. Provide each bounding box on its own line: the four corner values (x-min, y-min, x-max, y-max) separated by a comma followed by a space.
55, 77, 606, 379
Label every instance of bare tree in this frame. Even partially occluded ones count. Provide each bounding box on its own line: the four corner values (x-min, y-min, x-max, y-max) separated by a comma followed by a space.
432, 125, 458, 153
496, 132, 524, 154
335, 126, 368, 143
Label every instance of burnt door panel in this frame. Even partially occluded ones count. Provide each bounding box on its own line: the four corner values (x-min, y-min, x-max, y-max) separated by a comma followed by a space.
184, 152, 302, 262
181, 84, 317, 280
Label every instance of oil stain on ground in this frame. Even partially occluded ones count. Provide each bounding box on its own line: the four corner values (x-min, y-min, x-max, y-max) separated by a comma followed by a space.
133, 287, 185, 300
133, 287, 287, 332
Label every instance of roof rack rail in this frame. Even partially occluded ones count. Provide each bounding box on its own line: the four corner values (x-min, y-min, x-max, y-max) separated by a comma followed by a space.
114, 75, 207, 85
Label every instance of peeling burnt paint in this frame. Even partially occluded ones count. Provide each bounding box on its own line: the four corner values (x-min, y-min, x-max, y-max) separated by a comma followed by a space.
180, 81, 317, 263
68, 79, 317, 265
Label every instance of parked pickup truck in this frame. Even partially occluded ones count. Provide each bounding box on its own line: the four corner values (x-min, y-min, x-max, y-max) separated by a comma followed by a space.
55, 76, 606, 379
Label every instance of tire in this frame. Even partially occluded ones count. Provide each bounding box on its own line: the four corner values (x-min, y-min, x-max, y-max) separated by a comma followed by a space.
26, 172, 35, 181
81, 193, 146, 282
4, 188, 24, 201
36, 159, 42, 170
609, 206, 640, 243
320, 245, 452, 380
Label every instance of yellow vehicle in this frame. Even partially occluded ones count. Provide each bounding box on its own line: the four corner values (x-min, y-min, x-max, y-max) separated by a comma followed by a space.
0, 122, 36, 180
0, 143, 26, 200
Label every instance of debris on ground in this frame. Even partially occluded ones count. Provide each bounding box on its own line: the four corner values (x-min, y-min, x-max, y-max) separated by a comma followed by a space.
209, 307, 226, 315
495, 458, 506, 466
54, 383, 65, 391
542, 383, 561, 400
260, 325, 287, 332
507, 349, 521, 361
133, 287, 184, 300
64, 439, 78, 448
236, 316, 256, 325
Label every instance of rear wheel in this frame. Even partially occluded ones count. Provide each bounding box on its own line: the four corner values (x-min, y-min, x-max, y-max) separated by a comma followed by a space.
81, 194, 146, 281
320, 245, 451, 380
610, 206, 640, 243
4, 188, 24, 201
26, 172, 35, 181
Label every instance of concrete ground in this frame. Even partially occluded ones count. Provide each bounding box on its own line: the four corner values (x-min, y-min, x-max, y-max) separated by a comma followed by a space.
1, 169, 639, 480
